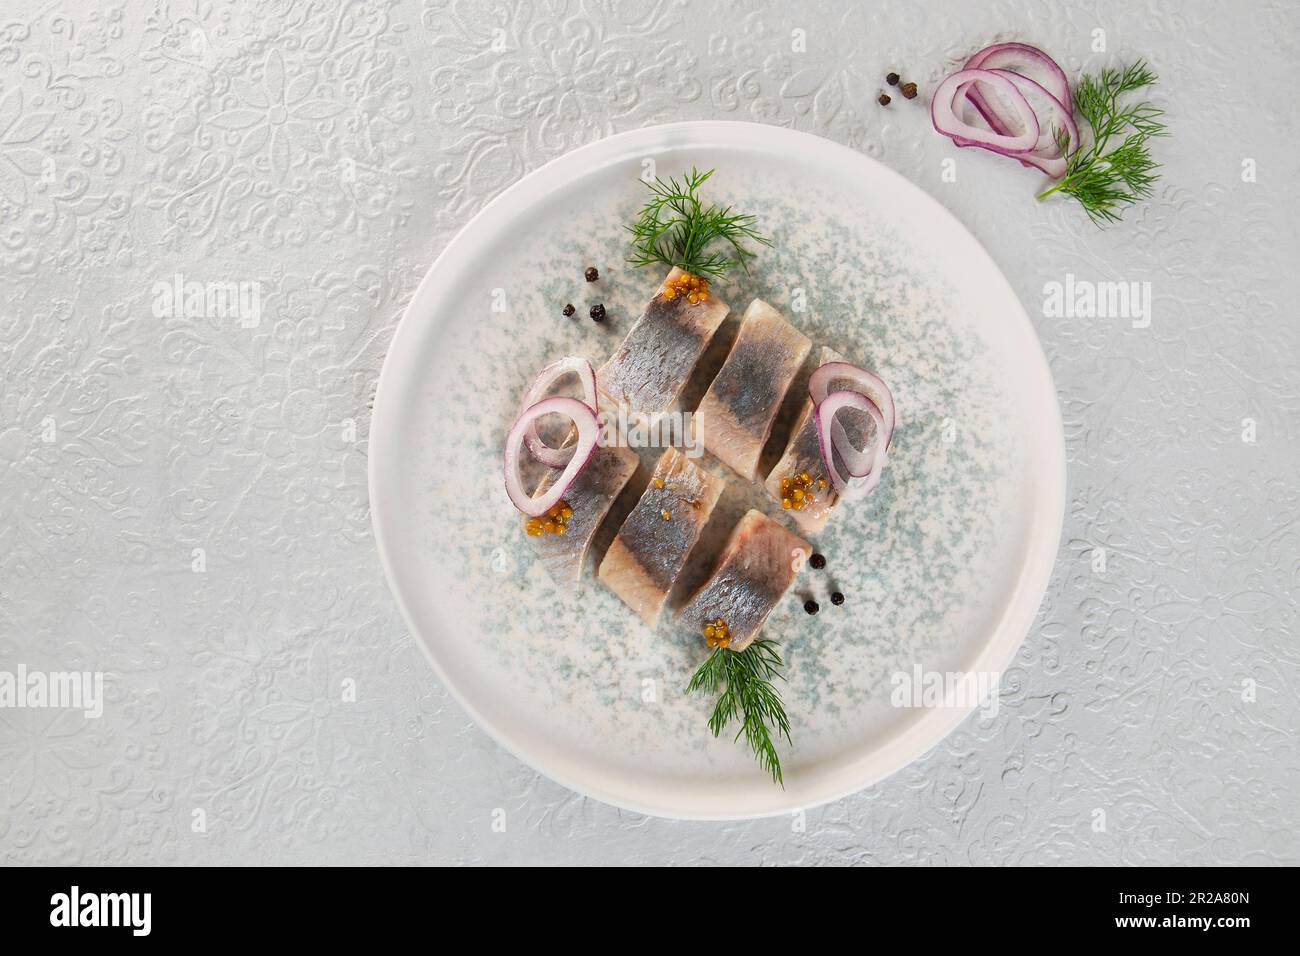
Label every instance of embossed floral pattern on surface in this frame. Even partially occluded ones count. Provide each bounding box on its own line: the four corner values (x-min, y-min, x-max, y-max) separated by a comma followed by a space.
0, 0, 1297, 864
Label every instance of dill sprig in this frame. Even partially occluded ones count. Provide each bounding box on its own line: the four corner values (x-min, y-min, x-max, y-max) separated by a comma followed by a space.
1037, 61, 1167, 225
627, 167, 771, 279
686, 638, 792, 785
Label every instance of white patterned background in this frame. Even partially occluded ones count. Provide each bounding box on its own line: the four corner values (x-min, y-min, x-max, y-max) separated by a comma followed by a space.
1, 0, 1297, 864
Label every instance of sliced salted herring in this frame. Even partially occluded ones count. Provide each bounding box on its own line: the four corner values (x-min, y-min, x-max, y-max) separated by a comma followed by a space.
765, 346, 846, 534
677, 509, 810, 652
597, 267, 730, 415
525, 445, 638, 582
598, 448, 725, 625
696, 299, 810, 480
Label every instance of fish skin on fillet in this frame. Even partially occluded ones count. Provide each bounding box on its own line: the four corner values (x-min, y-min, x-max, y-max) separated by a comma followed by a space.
597, 267, 730, 415
696, 298, 810, 480
677, 509, 810, 652
598, 448, 726, 625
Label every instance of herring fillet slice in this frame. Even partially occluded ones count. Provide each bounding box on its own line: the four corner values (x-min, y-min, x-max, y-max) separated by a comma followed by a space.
764, 346, 845, 533
677, 509, 810, 652
598, 448, 725, 625
597, 267, 730, 414
696, 299, 811, 480
525, 445, 638, 582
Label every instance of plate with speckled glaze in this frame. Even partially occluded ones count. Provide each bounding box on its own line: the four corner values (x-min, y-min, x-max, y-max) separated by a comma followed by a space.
370, 122, 1065, 820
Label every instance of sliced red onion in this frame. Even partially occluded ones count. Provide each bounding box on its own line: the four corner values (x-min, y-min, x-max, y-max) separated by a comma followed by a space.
963, 42, 1071, 116
957, 77, 1067, 177
504, 396, 599, 517
957, 70, 1076, 178
830, 392, 884, 479
518, 356, 597, 467
808, 361, 896, 473
1010, 148, 1067, 180
988, 70, 1077, 153
931, 69, 1040, 156
814, 391, 886, 501
958, 44, 1075, 178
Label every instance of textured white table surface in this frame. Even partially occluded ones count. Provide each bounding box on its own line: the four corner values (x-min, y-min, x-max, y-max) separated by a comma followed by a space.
1, 0, 1297, 865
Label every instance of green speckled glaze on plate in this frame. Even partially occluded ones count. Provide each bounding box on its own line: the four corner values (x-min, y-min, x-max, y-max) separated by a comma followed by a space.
370, 123, 1065, 819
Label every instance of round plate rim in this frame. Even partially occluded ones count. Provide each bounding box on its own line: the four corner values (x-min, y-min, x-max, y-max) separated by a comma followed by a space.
369, 120, 1067, 820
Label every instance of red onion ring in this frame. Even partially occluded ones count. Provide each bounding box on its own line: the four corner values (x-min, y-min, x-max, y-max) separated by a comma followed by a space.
931, 69, 1040, 156
963, 42, 1071, 119
1000, 144, 1067, 180
808, 361, 896, 475
958, 44, 1076, 178
814, 391, 886, 501
958, 70, 1076, 178
956, 79, 1063, 178
519, 357, 598, 467
504, 396, 599, 517
989, 70, 1078, 154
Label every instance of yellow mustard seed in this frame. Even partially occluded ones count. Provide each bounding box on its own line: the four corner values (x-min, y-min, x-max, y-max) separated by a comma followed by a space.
664, 272, 711, 303
781, 497, 793, 509
526, 499, 574, 537
704, 617, 732, 649
661, 509, 672, 520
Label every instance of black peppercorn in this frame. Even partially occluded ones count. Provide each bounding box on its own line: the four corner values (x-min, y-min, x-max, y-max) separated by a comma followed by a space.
804, 599, 820, 615
562, 303, 575, 316
810, 552, 826, 570
901, 82, 918, 100
585, 267, 599, 282
886, 72, 900, 86
589, 303, 606, 322
878, 92, 891, 106
830, 591, 845, 606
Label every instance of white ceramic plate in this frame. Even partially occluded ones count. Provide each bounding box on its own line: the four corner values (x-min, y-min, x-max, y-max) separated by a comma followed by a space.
370, 122, 1065, 820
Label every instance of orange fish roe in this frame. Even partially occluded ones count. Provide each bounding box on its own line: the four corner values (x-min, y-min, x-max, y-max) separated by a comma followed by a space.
779, 471, 819, 511
703, 617, 732, 649
524, 499, 573, 537
659, 272, 710, 304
